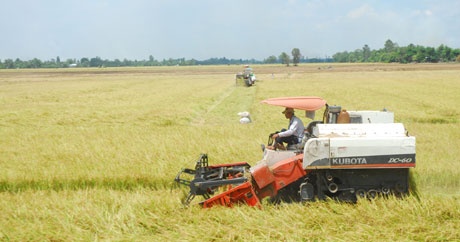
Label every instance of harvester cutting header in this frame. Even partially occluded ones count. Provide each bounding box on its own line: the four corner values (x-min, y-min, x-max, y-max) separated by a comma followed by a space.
175, 96, 416, 207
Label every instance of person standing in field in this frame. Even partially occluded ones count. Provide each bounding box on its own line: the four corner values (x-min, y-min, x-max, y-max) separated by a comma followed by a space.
267, 107, 304, 150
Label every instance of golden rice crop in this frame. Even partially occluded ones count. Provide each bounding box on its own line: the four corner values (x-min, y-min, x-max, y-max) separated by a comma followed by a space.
0, 63, 459, 240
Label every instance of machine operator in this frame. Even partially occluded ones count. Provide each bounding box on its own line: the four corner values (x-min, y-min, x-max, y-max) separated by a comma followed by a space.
267, 107, 305, 150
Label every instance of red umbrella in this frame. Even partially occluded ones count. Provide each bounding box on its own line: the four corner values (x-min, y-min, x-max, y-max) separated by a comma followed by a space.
260, 96, 327, 111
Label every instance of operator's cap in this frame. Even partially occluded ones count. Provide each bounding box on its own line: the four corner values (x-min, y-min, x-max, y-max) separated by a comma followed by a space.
282, 108, 294, 114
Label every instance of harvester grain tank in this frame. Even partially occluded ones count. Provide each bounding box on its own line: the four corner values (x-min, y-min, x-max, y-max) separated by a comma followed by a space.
175, 97, 416, 207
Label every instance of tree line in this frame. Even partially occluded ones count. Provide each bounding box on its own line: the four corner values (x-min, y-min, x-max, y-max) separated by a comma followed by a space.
333, 39, 460, 63
264, 48, 333, 66
0, 50, 332, 69
0, 56, 267, 69
2, 40, 458, 69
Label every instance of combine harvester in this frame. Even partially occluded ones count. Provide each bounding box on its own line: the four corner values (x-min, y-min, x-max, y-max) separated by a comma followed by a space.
175, 97, 416, 207
235, 65, 256, 87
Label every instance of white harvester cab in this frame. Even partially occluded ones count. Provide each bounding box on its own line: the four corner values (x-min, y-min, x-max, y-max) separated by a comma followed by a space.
258, 97, 415, 171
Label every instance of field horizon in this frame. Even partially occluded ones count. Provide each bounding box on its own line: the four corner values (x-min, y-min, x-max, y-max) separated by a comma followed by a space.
1, 63, 459, 241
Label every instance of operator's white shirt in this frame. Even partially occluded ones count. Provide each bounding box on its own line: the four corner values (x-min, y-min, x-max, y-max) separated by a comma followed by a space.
278, 115, 305, 141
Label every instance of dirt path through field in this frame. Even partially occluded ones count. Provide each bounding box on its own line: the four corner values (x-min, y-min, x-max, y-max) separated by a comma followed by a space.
190, 80, 259, 125
190, 84, 236, 125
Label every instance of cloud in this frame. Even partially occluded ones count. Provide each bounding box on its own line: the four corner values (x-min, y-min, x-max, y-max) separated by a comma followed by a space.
411, 9, 434, 17
346, 4, 375, 19
0, 0, 458, 60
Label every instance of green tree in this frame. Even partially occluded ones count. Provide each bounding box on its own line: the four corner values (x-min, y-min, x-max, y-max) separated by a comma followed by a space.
437, 45, 453, 61
4, 59, 14, 69
333, 51, 350, 62
362, 45, 371, 62
397, 44, 417, 63
14, 58, 23, 68
185, 59, 197, 65
352, 49, 363, 62
414, 45, 427, 63
384, 39, 396, 52
279, 52, 290, 66
436, 45, 450, 62
425, 47, 437, 62
452, 49, 460, 62
65, 58, 75, 67
369, 50, 383, 62
380, 52, 397, 63
264, 55, 277, 64
80, 58, 89, 67
348, 52, 358, 62
90, 57, 103, 67
291, 48, 301, 66
30, 58, 42, 68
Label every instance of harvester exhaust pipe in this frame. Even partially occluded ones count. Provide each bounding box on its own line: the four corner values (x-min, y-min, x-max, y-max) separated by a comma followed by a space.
328, 183, 339, 193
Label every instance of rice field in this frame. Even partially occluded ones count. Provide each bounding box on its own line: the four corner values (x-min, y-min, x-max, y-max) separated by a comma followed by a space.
0, 63, 459, 241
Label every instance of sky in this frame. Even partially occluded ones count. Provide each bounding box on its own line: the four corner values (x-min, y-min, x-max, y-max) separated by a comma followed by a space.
1, 0, 459, 61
